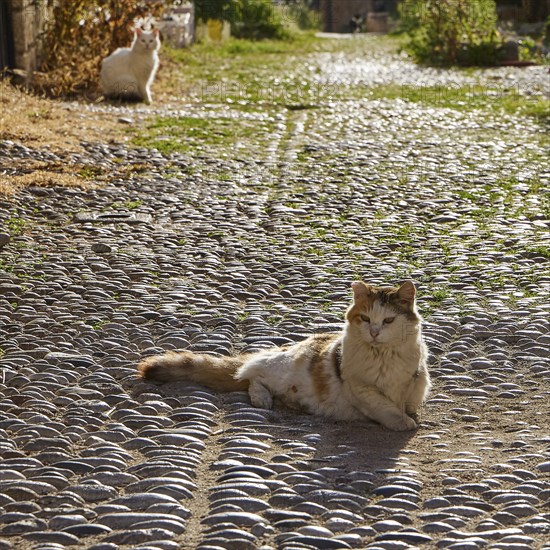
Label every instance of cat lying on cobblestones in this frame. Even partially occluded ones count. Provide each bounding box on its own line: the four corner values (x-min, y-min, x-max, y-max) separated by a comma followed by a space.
138, 281, 431, 431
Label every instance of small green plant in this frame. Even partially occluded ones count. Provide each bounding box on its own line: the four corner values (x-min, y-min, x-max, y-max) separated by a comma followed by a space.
124, 199, 142, 210
236, 311, 251, 322
398, 0, 501, 66
231, 0, 290, 40
27, 109, 52, 120
91, 319, 109, 330
110, 199, 143, 210
6, 216, 26, 235
78, 166, 105, 179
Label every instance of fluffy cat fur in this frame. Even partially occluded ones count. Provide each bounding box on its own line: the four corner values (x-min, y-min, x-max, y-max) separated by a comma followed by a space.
138, 281, 431, 431
100, 28, 160, 104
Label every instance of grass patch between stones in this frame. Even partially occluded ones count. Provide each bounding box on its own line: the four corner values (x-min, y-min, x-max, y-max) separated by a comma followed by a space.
161, 34, 399, 107
367, 82, 550, 120
131, 113, 277, 156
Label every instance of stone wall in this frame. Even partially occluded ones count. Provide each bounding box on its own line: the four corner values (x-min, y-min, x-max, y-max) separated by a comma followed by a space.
160, 2, 195, 47
8, 0, 51, 74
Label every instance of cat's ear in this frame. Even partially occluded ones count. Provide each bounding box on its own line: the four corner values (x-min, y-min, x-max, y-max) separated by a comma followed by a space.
152, 28, 160, 37
397, 280, 416, 303
135, 27, 143, 36
351, 281, 372, 301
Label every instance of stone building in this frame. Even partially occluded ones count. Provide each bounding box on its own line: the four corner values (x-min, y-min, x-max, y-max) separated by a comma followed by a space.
319, 0, 549, 33
319, 0, 397, 33
497, 0, 550, 22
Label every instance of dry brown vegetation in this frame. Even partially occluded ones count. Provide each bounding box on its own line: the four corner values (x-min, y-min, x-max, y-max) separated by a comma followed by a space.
0, 81, 126, 149
0, 35, 194, 197
0, 81, 134, 196
36, 1, 164, 97
0, 156, 128, 197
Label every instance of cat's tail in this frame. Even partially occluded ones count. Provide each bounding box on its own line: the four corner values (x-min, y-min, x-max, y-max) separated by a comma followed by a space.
137, 351, 249, 392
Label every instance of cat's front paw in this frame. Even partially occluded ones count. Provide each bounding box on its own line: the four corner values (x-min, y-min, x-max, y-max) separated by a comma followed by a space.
250, 394, 273, 409
248, 382, 273, 410
384, 414, 417, 431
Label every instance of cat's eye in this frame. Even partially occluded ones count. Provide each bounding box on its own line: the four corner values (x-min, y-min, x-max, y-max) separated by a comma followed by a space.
360, 315, 370, 323
383, 317, 395, 324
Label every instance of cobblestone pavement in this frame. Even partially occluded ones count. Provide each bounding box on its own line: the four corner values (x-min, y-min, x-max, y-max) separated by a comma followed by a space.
1, 37, 549, 549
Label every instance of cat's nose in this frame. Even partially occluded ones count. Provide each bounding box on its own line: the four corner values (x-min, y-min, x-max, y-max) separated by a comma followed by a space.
370, 326, 381, 338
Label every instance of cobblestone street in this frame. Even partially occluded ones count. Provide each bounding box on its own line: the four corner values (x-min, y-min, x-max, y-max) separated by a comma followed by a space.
0, 35, 549, 549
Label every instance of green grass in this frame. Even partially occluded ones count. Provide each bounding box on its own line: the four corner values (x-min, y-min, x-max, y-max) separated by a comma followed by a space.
132, 113, 276, 155
90, 319, 109, 330
163, 34, 401, 107
159, 32, 549, 122
367, 83, 550, 120
110, 199, 143, 210
164, 34, 320, 91
78, 166, 104, 179
167, 32, 334, 72
6, 216, 26, 235
527, 245, 550, 259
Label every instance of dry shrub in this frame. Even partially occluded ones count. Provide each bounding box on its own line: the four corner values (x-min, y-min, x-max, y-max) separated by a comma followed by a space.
34, 0, 165, 98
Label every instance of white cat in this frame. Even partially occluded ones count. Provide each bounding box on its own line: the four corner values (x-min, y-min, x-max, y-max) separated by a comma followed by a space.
100, 28, 160, 104
138, 281, 431, 431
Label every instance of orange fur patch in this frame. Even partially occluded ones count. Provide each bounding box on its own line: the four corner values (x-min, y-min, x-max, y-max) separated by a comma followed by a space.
305, 334, 339, 401
310, 356, 330, 400
138, 351, 249, 392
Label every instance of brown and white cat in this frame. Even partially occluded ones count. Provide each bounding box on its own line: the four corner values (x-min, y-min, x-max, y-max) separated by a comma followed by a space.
138, 281, 431, 431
